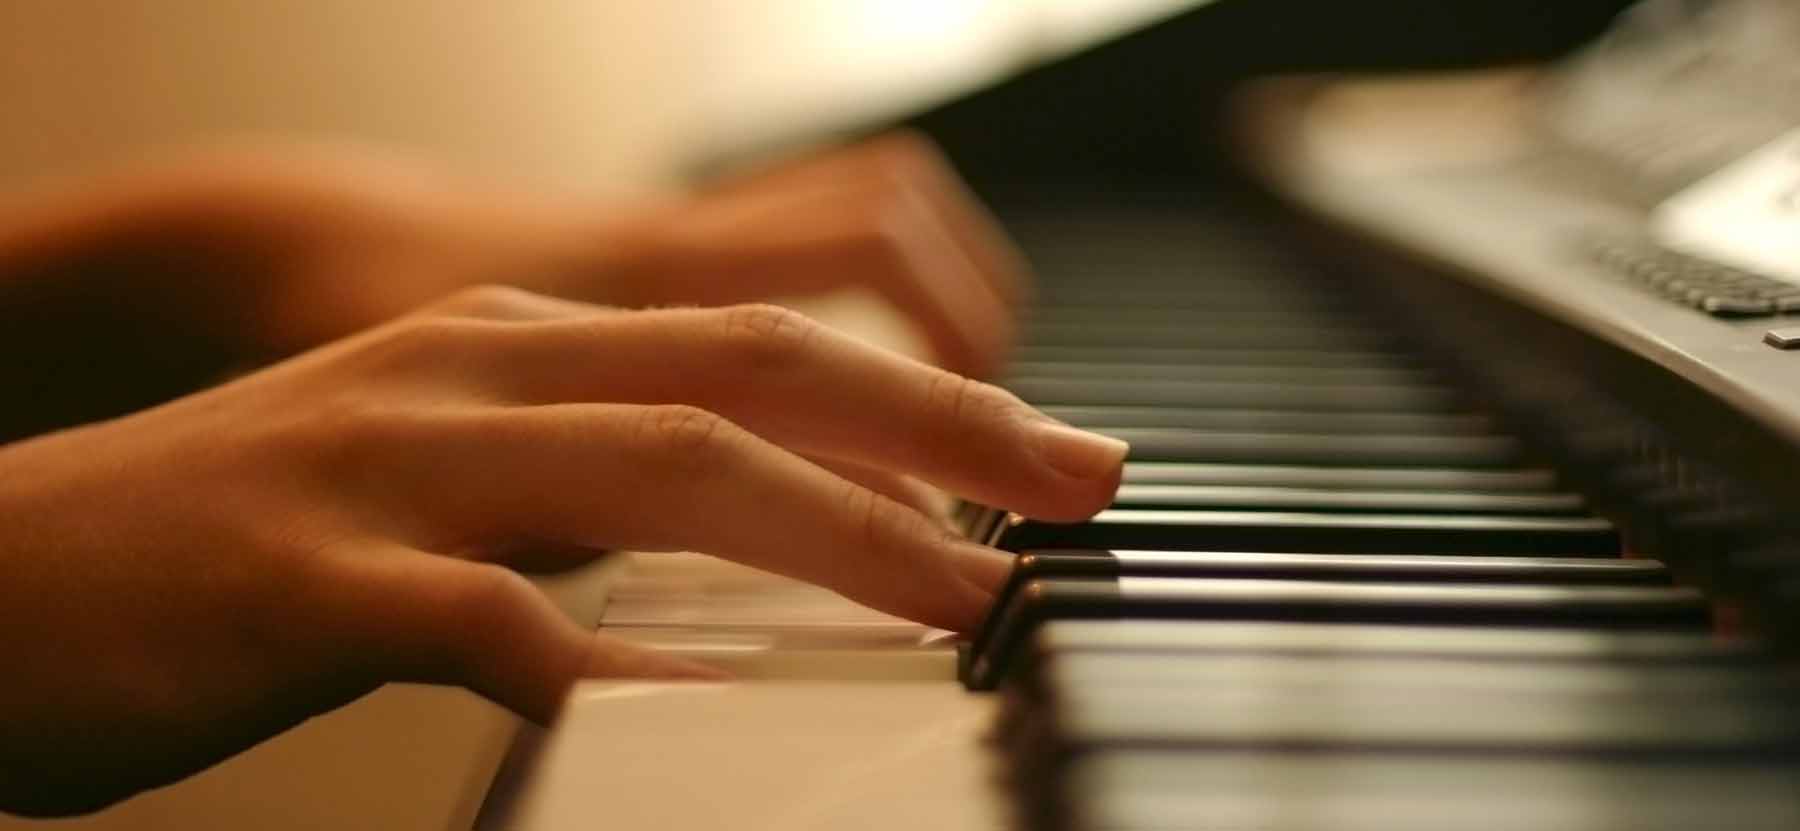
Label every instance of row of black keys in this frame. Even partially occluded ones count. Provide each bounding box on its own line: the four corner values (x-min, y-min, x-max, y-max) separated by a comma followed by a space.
970, 213, 1798, 829
962, 236, 1664, 688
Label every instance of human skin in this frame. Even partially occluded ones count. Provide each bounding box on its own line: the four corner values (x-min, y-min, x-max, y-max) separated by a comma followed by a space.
0, 135, 1125, 816
0, 131, 1024, 440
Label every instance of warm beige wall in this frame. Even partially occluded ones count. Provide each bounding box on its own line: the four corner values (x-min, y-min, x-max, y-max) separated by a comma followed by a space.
0, 1, 698, 194
0, 1, 1200, 193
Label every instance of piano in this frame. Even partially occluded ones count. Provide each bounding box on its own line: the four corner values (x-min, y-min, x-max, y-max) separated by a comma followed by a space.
474, 1, 1800, 829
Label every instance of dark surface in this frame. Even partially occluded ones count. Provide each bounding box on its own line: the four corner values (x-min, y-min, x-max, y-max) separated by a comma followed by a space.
967, 577, 1709, 690
994, 510, 1619, 556
906, 0, 1637, 190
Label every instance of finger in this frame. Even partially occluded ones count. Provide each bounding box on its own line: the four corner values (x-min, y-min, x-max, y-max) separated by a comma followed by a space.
712, 130, 1030, 308
396, 296, 958, 528
869, 130, 1031, 306
328, 548, 727, 724
486, 304, 1125, 522
805, 455, 949, 521
415, 284, 605, 322
589, 179, 1014, 377
876, 186, 1018, 375
382, 404, 1015, 632
704, 140, 1022, 374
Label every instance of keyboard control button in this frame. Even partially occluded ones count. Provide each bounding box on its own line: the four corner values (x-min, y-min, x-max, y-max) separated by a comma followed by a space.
1763, 327, 1800, 350
1701, 296, 1775, 316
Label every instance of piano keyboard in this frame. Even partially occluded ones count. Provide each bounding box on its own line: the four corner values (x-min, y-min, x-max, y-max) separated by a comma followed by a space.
956, 206, 1800, 828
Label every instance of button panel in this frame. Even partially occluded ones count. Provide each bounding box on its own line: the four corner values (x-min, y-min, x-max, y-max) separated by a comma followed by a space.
1586, 236, 1800, 319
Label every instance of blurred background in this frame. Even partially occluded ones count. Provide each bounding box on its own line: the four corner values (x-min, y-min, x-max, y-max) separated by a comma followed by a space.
0, 1, 1200, 196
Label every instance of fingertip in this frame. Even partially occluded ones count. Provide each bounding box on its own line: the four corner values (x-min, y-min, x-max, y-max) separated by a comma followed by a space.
946, 573, 1004, 635
1013, 423, 1125, 521
1034, 422, 1129, 481
655, 658, 736, 683
531, 640, 734, 726
898, 542, 1010, 634
584, 632, 736, 682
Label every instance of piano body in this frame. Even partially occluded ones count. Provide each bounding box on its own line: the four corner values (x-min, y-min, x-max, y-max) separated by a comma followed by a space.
477, 1, 1800, 829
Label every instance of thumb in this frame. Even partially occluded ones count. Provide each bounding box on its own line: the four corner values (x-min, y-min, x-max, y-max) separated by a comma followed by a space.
343, 550, 727, 723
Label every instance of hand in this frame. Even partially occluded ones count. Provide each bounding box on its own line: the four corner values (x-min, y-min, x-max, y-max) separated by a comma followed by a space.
0, 290, 1124, 817
0, 132, 1024, 437
592, 131, 1027, 377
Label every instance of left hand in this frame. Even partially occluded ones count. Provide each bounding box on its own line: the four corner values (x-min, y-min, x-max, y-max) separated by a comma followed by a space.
3, 130, 1023, 374
592, 131, 1027, 377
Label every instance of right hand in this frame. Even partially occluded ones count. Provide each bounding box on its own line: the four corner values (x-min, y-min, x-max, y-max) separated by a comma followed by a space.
0, 288, 1125, 817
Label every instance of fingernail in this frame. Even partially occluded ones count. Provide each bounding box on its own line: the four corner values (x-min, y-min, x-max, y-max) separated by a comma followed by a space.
1033, 422, 1129, 481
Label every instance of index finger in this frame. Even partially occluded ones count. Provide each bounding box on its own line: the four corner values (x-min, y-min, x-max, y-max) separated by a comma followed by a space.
711, 130, 1031, 307
488, 304, 1127, 522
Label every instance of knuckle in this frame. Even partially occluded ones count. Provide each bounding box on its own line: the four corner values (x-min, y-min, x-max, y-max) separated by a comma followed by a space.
717, 303, 821, 367
841, 485, 892, 565
923, 370, 1019, 426
451, 563, 538, 616
634, 404, 735, 468
440, 564, 542, 646
298, 402, 481, 488
839, 483, 935, 574
923, 371, 975, 423
431, 284, 542, 318
347, 314, 520, 390
368, 315, 497, 363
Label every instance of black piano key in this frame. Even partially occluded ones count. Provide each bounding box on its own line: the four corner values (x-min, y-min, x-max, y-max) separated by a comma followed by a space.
1043, 406, 1496, 434
1023, 322, 1394, 349
1007, 362, 1435, 387
1058, 752, 1800, 831
1122, 462, 1558, 491
1021, 620, 1759, 668
1007, 378, 1461, 412
993, 550, 1665, 601
1100, 430, 1523, 466
1014, 346, 1418, 369
1111, 484, 1581, 513
1027, 276, 1334, 293
990, 510, 1620, 555
965, 577, 1708, 689
1027, 286, 1355, 308
1020, 307, 1369, 329
971, 551, 1669, 682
